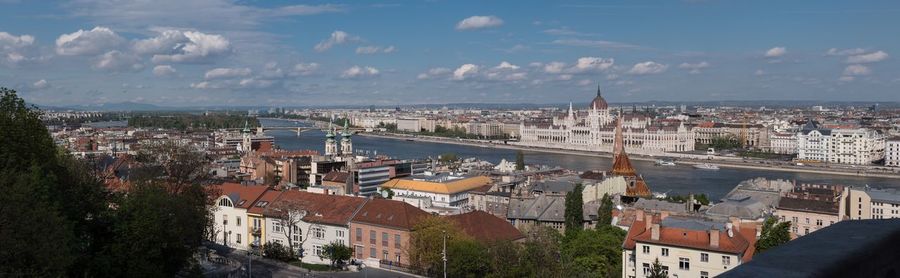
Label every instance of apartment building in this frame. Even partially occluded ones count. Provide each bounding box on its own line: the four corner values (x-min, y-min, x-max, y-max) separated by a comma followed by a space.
210, 183, 269, 250
349, 199, 430, 268
797, 120, 885, 165
380, 174, 492, 209
848, 187, 900, 220
775, 184, 848, 238
886, 138, 900, 167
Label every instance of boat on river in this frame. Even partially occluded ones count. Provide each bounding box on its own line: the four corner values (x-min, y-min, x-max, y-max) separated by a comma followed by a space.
655, 159, 676, 166
693, 163, 720, 170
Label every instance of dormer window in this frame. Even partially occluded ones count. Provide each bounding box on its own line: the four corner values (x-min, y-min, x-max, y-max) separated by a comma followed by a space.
218, 198, 234, 207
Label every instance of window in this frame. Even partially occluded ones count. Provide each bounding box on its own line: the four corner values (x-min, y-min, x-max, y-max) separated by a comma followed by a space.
219, 198, 234, 207
313, 227, 325, 239
722, 256, 731, 266
701, 253, 709, 262
236, 233, 242, 244
314, 245, 325, 257
661, 248, 669, 257
383, 250, 389, 260
336, 230, 345, 238
816, 219, 823, 226
661, 266, 669, 275
355, 246, 363, 259
382, 232, 389, 247
701, 271, 709, 278
370, 248, 376, 258
223, 214, 228, 225
273, 222, 282, 233
642, 263, 650, 276
679, 258, 690, 270
792, 217, 798, 223
642, 246, 650, 254
395, 234, 401, 248
236, 216, 241, 227
370, 230, 376, 244
274, 239, 283, 245
356, 228, 362, 242
292, 225, 301, 242
804, 227, 809, 235
252, 218, 261, 229
805, 218, 810, 224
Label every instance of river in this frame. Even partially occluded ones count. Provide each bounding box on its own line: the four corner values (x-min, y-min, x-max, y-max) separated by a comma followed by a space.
261, 119, 898, 200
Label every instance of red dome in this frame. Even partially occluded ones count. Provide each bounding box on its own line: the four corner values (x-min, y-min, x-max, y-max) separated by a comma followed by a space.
590, 85, 608, 110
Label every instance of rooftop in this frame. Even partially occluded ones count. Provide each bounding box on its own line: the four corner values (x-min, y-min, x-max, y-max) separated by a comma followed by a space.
381, 175, 492, 194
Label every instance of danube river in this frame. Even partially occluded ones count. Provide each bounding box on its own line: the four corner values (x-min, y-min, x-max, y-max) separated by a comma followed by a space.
262, 119, 898, 200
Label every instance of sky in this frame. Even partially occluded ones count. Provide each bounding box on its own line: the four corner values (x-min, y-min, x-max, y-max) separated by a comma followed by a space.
1, 0, 898, 107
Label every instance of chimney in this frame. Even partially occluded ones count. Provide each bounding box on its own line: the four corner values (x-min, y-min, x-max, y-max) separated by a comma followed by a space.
710, 229, 720, 248
729, 217, 741, 230
651, 224, 660, 240
635, 210, 645, 223
644, 214, 653, 230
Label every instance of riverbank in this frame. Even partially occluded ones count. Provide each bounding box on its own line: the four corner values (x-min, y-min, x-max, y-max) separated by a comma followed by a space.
358, 132, 900, 179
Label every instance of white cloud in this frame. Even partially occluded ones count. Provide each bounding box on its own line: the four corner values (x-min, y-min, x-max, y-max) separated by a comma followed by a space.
826, 48, 866, 56
569, 57, 614, 73
0, 31, 36, 65
543, 62, 566, 73
239, 78, 277, 89
843, 64, 871, 76
628, 61, 668, 75
417, 67, 451, 80
190, 81, 217, 89
291, 62, 319, 76
147, 31, 230, 63
846, 51, 888, 64
314, 30, 359, 52
754, 69, 766, 76
56, 26, 124, 56
153, 65, 176, 77
93, 50, 143, 71
452, 64, 479, 80
455, 16, 504, 31
764, 47, 786, 58
32, 79, 49, 90
341, 65, 380, 79
494, 61, 520, 70
678, 61, 710, 74
356, 45, 396, 55
205, 67, 252, 80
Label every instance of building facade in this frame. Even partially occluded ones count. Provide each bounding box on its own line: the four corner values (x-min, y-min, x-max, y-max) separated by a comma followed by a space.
848, 187, 900, 220
518, 87, 694, 154
797, 121, 885, 165
886, 138, 900, 167
348, 199, 429, 268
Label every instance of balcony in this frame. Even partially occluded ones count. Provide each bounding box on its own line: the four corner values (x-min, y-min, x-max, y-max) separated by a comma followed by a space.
251, 226, 262, 235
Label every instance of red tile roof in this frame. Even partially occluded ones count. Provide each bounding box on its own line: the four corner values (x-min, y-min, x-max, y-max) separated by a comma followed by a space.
446, 211, 525, 242
624, 215, 757, 261
265, 191, 368, 226
247, 190, 282, 215
351, 198, 430, 230
210, 182, 269, 209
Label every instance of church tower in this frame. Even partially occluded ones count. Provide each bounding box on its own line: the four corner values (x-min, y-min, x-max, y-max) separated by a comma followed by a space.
324, 122, 338, 156
340, 120, 353, 156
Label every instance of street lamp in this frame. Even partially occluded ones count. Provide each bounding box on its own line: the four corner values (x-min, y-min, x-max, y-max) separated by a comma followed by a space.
442, 230, 447, 278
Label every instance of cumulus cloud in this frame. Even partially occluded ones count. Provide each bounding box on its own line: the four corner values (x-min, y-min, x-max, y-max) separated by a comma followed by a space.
494, 61, 520, 70
569, 57, 614, 73
843, 64, 871, 76
56, 26, 124, 56
205, 67, 252, 80
291, 62, 319, 76
238, 78, 277, 89
826, 48, 866, 56
543, 62, 566, 74
628, 61, 668, 75
93, 50, 143, 72
452, 64, 480, 80
356, 45, 396, 54
32, 79, 50, 90
190, 81, 217, 89
764, 47, 786, 58
0, 31, 37, 65
143, 30, 231, 63
417, 67, 451, 80
455, 16, 504, 31
153, 65, 176, 77
314, 30, 359, 52
341, 65, 380, 79
678, 61, 710, 74
846, 51, 888, 64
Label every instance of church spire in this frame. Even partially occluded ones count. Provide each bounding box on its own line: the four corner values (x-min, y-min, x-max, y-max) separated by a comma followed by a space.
597, 84, 602, 97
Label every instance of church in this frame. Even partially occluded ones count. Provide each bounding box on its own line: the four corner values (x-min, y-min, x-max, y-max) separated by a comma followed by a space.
517, 86, 694, 154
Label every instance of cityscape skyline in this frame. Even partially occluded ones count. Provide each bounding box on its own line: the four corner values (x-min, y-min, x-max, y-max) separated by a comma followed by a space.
2, 0, 899, 107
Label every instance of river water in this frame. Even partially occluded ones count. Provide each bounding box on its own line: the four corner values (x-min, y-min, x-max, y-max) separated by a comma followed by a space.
261, 119, 898, 200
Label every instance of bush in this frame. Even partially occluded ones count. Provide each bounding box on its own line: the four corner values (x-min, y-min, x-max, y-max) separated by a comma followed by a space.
261, 242, 294, 262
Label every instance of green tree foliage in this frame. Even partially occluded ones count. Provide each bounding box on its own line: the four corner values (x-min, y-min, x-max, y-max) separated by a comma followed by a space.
515, 150, 525, 171
261, 242, 294, 262
517, 225, 563, 277
128, 113, 259, 130
0, 88, 212, 276
597, 193, 614, 227
710, 135, 743, 150
439, 152, 459, 163
561, 225, 628, 277
447, 239, 490, 278
648, 258, 668, 278
564, 183, 585, 236
321, 242, 354, 267
756, 216, 791, 253
408, 216, 468, 276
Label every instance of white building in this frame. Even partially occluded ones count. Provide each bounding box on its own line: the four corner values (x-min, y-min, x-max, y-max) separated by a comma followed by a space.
380, 174, 492, 209
797, 120, 885, 165
518, 87, 694, 155
886, 138, 900, 167
768, 131, 798, 154
210, 183, 270, 251
622, 212, 757, 278
848, 187, 900, 220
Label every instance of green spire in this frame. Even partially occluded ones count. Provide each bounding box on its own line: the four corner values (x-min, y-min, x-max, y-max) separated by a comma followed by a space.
326, 122, 335, 138
341, 119, 351, 137
242, 120, 250, 134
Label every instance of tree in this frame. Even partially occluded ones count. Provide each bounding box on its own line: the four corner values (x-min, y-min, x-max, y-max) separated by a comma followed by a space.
597, 193, 614, 228
756, 216, 791, 253
408, 216, 467, 276
439, 152, 458, 163
515, 150, 525, 171
447, 239, 490, 278
518, 224, 562, 277
564, 183, 585, 236
133, 141, 210, 193
269, 197, 309, 257
648, 258, 668, 278
321, 242, 354, 268
561, 225, 628, 277
695, 193, 711, 206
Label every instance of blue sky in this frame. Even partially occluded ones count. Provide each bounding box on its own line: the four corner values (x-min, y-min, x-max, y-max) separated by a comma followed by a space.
1, 0, 898, 106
